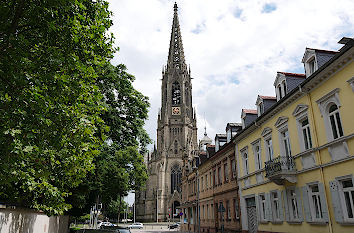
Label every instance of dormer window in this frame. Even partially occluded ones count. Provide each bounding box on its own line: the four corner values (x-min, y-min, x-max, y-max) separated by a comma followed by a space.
308, 58, 316, 75
259, 102, 264, 115
282, 80, 287, 96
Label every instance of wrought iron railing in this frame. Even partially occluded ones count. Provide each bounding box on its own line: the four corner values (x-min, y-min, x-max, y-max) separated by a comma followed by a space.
265, 155, 296, 177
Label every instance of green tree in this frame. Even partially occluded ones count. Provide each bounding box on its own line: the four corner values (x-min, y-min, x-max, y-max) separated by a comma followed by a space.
0, 0, 114, 215
68, 63, 150, 217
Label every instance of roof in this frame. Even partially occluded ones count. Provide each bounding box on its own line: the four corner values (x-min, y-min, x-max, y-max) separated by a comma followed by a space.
233, 38, 353, 143
227, 123, 242, 127
306, 47, 339, 54
259, 95, 276, 100
242, 109, 257, 114
216, 134, 227, 138
277, 72, 306, 78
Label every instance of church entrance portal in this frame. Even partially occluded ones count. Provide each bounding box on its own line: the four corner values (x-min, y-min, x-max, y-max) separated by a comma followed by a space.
171, 201, 181, 221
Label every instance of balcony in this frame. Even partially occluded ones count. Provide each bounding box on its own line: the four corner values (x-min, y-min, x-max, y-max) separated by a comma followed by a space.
265, 155, 297, 185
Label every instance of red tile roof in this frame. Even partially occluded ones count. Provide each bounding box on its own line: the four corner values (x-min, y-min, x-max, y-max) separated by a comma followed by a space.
242, 109, 257, 114
278, 72, 306, 78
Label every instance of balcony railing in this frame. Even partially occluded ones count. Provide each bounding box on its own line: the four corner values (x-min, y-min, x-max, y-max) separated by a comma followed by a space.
265, 155, 297, 185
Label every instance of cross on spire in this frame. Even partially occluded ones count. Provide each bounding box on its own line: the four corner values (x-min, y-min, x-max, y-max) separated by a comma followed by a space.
167, 2, 187, 73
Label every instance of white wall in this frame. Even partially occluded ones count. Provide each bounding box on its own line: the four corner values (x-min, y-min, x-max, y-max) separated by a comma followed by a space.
0, 208, 69, 233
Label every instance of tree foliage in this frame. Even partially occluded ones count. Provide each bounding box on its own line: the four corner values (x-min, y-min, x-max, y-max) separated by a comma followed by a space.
0, 0, 150, 216
68, 63, 150, 216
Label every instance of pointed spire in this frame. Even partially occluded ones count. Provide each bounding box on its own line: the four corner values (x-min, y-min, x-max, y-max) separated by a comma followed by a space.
167, 2, 187, 73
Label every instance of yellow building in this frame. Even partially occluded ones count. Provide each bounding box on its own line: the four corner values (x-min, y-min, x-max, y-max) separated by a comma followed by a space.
234, 37, 354, 233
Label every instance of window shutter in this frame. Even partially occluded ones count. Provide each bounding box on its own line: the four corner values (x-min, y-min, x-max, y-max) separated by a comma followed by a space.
329, 180, 344, 223
265, 193, 272, 221
318, 183, 329, 222
255, 194, 261, 222
277, 190, 284, 221
295, 187, 304, 221
301, 186, 312, 222
283, 190, 290, 221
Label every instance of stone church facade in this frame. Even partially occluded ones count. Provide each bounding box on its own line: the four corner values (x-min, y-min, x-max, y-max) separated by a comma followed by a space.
135, 3, 198, 222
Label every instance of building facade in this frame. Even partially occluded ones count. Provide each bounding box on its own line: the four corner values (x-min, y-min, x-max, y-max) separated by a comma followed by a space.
135, 3, 198, 222
181, 124, 242, 233
235, 38, 354, 233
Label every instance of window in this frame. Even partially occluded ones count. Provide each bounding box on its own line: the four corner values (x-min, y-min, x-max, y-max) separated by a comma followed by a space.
218, 167, 222, 185
278, 85, 283, 99
219, 202, 223, 220
281, 129, 292, 156
286, 188, 302, 222
301, 118, 313, 150
308, 58, 315, 75
171, 164, 181, 193
233, 198, 239, 219
213, 170, 216, 187
172, 81, 181, 105
206, 204, 209, 219
290, 189, 299, 219
205, 175, 208, 189
226, 200, 231, 220
265, 138, 274, 160
271, 192, 281, 220
210, 171, 213, 187
201, 177, 204, 191
202, 205, 205, 219
282, 80, 287, 96
242, 150, 249, 175
308, 184, 323, 220
341, 179, 354, 220
254, 144, 262, 170
328, 104, 344, 139
174, 140, 178, 154
211, 204, 214, 220
231, 159, 236, 178
259, 194, 267, 222
258, 101, 264, 115
224, 163, 228, 182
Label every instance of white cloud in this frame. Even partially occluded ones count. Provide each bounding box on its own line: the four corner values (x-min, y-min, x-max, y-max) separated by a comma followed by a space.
108, 0, 354, 151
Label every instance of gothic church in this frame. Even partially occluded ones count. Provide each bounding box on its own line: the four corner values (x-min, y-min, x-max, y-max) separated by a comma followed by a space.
135, 3, 198, 221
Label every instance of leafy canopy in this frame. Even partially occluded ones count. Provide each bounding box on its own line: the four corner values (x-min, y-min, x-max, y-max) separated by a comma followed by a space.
0, 0, 150, 216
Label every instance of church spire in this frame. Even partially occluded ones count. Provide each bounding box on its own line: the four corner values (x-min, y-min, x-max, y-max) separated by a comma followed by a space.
167, 2, 187, 73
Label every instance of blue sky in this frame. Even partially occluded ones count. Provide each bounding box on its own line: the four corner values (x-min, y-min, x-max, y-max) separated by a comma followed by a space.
108, 0, 354, 204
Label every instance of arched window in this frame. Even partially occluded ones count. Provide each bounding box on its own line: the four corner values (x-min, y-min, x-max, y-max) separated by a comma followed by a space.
171, 164, 182, 193
328, 104, 343, 139
278, 85, 283, 99
172, 81, 181, 105
282, 80, 287, 96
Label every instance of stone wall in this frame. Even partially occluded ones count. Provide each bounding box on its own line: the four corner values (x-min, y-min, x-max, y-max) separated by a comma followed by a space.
0, 208, 69, 233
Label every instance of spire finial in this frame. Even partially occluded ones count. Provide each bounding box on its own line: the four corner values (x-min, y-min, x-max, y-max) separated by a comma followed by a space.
174, 2, 178, 11
204, 113, 207, 136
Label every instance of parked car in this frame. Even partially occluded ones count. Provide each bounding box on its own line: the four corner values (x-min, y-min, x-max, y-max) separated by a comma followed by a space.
168, 222, 180, 229
127, 222, 143, 229
100, 222, 114, 227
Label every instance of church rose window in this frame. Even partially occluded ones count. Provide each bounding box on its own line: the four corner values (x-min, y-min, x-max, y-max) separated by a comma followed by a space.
172, 81, 181, 105
171, 164, 182, 193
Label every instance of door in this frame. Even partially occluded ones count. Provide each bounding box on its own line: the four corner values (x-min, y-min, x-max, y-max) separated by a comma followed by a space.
246, 197, 258, 233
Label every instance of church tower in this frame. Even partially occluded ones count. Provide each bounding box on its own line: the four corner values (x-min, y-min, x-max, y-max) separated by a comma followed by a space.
135, 3, 198, 222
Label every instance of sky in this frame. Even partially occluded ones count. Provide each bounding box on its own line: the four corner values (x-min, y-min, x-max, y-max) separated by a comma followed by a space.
107, 0, 354, 204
